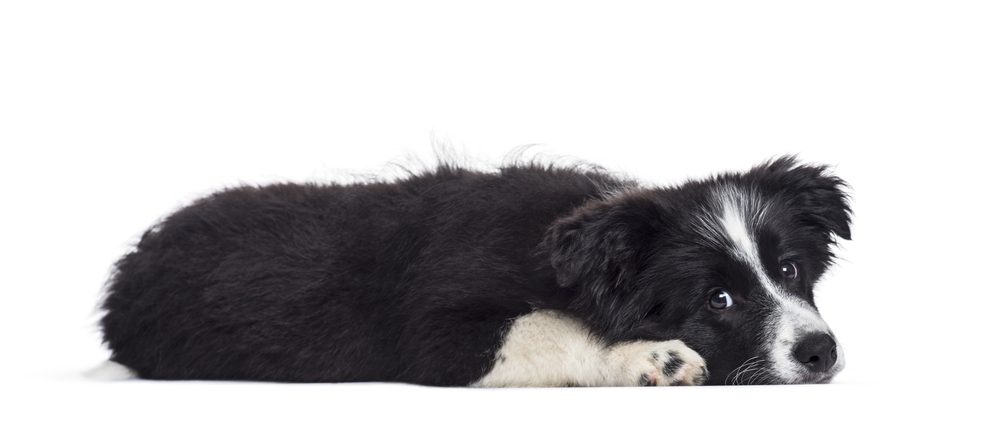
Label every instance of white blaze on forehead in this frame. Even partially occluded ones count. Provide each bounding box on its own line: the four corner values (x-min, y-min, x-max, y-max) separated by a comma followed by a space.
715, 187, 772, 280
713, 187, 837, 381
719, 193, 762, 268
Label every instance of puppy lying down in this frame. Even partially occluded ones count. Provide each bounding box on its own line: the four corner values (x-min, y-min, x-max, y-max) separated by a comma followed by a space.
100, 156, 851, 386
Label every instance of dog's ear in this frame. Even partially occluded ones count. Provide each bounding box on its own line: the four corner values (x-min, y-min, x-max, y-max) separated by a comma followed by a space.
543, 194, 663, 340
758, 156, 853, 241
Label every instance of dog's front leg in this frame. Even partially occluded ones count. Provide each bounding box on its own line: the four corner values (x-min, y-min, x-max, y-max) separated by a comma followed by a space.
471, 310, 708, 387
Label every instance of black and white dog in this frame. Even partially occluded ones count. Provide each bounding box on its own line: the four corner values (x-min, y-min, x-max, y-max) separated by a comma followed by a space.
100, 156, 851, 386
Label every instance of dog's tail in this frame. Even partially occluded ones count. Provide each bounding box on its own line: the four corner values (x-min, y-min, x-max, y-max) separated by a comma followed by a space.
83, 360, 137, 381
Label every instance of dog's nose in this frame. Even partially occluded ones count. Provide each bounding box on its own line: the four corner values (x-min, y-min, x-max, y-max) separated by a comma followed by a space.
793, 332, 837, 373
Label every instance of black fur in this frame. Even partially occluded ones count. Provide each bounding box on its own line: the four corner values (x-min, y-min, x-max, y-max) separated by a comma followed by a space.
101, 157, 851, 385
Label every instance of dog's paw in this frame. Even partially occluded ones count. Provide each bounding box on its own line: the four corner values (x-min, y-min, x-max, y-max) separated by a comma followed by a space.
623, 340, 708, 386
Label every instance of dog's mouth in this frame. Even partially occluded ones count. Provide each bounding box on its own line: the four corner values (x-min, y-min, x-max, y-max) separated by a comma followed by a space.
811, 374, 836, 384
722, 365, 842, 385
785, 366, 843, 385
721, 350, 845, 385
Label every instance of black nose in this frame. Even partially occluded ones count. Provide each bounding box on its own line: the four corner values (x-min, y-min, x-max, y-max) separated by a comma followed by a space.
793, 332, 838, 373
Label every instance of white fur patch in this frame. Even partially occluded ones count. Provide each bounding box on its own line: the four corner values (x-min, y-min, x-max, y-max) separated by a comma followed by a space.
472, 310, 706, 387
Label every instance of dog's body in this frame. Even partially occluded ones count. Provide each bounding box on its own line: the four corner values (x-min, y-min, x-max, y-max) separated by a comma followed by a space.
101, 157, 851, 386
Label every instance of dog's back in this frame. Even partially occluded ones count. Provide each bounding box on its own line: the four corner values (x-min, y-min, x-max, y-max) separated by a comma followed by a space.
101, 164, 625, 385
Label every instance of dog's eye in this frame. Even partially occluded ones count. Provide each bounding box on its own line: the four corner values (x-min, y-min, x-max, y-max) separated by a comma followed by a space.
709, 290, 734, 310
780, 260, 798, 279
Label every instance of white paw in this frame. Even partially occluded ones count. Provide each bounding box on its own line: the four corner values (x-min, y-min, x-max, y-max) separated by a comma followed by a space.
625, 340, 708, 386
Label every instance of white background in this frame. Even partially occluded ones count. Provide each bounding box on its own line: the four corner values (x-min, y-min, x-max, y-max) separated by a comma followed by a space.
2, 1, 998, 436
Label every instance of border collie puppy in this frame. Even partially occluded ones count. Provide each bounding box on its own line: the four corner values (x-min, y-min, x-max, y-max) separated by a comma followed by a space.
100, 156, 851, 386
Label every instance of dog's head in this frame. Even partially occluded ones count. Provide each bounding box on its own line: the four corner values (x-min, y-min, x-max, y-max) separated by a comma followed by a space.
546, 157, 852, 384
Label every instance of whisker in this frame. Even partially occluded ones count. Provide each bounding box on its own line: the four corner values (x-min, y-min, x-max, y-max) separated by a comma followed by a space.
726, 356, 764, 385
725, 356, 761, 385
747, 367, 769, 385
